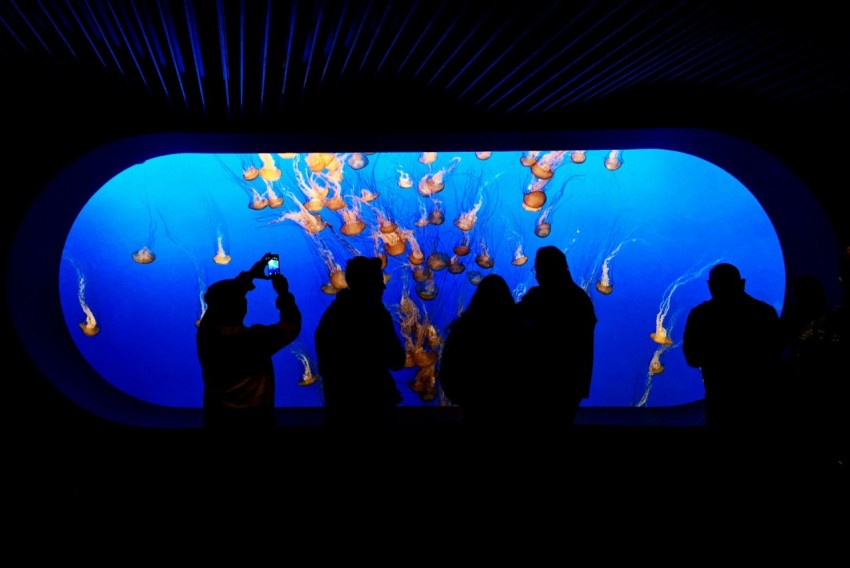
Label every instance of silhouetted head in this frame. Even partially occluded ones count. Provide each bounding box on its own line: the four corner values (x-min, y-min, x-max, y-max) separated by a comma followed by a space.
203, 279, 251, 324
344, 255, 386, 299
533, 245, 570, 286
707, 263, 745, 300
465, 274, 515, 318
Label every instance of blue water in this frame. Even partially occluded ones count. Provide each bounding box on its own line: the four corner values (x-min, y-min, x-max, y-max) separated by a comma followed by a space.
59, 149, 785, 409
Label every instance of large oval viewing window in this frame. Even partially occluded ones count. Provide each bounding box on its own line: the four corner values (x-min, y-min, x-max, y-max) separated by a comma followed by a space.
8, 129, 837, 428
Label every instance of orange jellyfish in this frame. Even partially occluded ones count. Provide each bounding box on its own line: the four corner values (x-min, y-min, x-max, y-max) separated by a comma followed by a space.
521, 177, 549, 212
412, 264, 434, 283
426, 251, 450, 271
378, 229, 407, 257
447, 254, 466, 274
511, 243, 528, 266
570, 150, 587, 164
474, 238, 494, 269
529, 150, 566, 180
347, 152, 369, 170
212, 227, 232, 265
453, 191, 484, 232
337, 196, 367, 237
453, 232, 471, 256
467, 270, 484, 286
401, 229, 425, 266
595, 239, 635, 295
534, 208, 553, 238
520, 151, 539, 167
292, 347, 320, 386
304, 152, 339, 174
637, 342, 674, 408
417, 156, 460, 197
258, 153, 282, 182
604, 150, 623, 171
264, 181, 284, 208
132, 194, 158, 264
278, 153, 297, 159
291, 156, 329, 212
475, 151, 492, 160
360, 188, 379, 203
650, 260, 718, 345
397, 167, 414, 189
419, 152, 438, 165
132, 246, 156, 264
410, 364, 438, 402
270, 191, 331, 235
66, 255, 100, 337
241, 154, 260, 181
428, 199, 445, 226
413, 199, 431, 228
415, 279, 438, 301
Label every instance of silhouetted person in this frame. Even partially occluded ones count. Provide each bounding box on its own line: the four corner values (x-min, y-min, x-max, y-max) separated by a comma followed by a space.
682, 262, 783, 444
314, 255, 406, 430
196, 253, 302, 434
789, 245, 850, 470
516, 246, 597, 432
439, 274, 531, 430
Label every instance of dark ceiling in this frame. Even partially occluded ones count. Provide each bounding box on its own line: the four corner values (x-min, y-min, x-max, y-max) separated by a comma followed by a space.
1, 0, 848, 242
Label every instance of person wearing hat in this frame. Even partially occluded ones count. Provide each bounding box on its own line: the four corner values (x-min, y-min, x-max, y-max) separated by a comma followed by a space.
197, 252, 302, 433
314, 255, 406, 430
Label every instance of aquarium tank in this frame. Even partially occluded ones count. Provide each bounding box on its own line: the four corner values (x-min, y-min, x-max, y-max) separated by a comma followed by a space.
58, 147, 785, 412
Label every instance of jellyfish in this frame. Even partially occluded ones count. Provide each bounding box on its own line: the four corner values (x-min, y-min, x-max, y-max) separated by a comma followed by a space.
292, 347, 320, 387
475, 151, 492, 160
336, 196, 367, 237
413, 199, 431, 228
158, 208, 209, 326
467, 270, 484, 286
410, 364, 438, 402
401, 229, 425, 266
291, 154, 329, 212
258, 153, 282, 182
415, 279, 438, 301
595, 239, 636, 295
241, 154, 260, 181
418, 152, 438, 165
212, 226, 232, 265
132, 193, 158, 264
65, 255, 100, 337
453, 191, 484, 232
534, 208, 554, 238
377, 228, 408, 257
474, 237, 494, 269
521, 177, 550, 212
637, 341, 675, 408
570, 150, 587, 164
447, 254, 466, 274
411, 264, 434, 283
529, 150, 566, 180
269, 190, 331, 234
453, 232, 471, 256
650, 260, 719, 345
264, 181, 284, 209
426, 250, 450, 271
520, 151, 539, 167
417, 156, 460, 197
604, 150, 623, 171
511, 243, 528, 266
305, 152, 339, 173
347, 152, 369, 170
397, 167, 414, 189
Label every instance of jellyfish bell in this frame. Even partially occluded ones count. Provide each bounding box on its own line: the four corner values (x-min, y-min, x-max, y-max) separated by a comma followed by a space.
298, 372, 318, 386
347, 152, 369, 170
417, 174, 445, 197
447, 256, 466, 274
408, 250, 425, 266
325, 195, 347, 211
411, 348, 438, 368
384, 239, 407, 257
649, 330, 674, 346
360, 189, 379, 202
649, 360, 665, 375
415, 280, 438, 301
213, 252, 232, 265
511, 254, 528, 266
570, 150, 587, 164
520, 154, 537, 167
340, 219, 366, 237
475, 253, 494, 269
522, 190, 547, 212
475, 151, 492, 160
426, 251, 449, 271
321, 282, 339, 295
79, 322, 100, 337
330, 269, 348, 290
419, 152, 438, 165
412, 265, 434, 283
530, 162, 555, 180
243, 166, 260, 181
596, 281, 613, 295
534, 222, 552, 238
604, 150, 623, 171
453, 239, 471, 256
467, 270, 483, 286
132, 246, 156, 264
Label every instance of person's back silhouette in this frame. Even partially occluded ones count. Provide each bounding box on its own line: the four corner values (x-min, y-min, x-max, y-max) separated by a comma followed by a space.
314, 255, 407, 430
516, 246, 597, 432
439, 273, 530, 430
682, 262, 783, 442
196, 253, 302, 435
